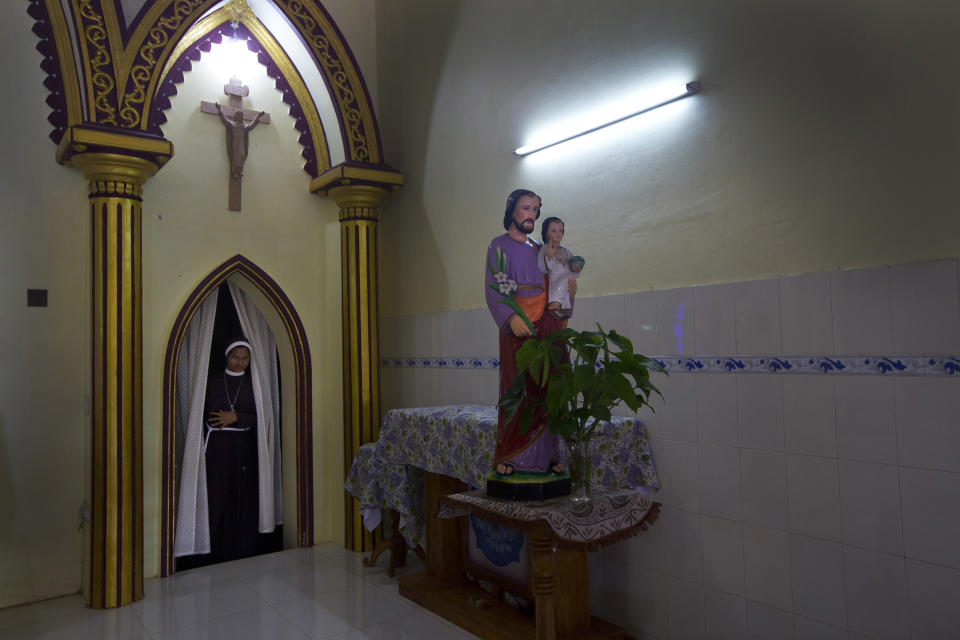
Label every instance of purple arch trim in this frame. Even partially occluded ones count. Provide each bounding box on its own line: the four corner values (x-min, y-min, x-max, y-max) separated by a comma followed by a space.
26, 0, 70, 144
150, 21, 323, 177
160, 254, 314, 577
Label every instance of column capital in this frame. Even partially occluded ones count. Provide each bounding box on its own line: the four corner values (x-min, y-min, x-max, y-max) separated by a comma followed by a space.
309, 162, 403, 198
71, 153, 161, 198
56, 124, 174, 175
328, 185, 388, 222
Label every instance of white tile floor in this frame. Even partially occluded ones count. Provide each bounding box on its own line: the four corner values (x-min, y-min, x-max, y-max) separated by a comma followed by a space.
0, 544, 479, 639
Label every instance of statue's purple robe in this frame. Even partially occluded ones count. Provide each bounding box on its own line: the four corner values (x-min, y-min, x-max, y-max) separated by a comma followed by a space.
485, 234, 570, 472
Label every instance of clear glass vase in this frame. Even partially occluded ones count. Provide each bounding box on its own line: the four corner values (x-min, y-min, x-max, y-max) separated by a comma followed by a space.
566, 437, 593, 503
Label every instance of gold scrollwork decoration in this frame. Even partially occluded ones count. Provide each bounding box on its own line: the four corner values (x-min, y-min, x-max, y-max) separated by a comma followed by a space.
119, 65, 153, 127
120, 0, 206, 129
284, 1, 372, 162
78, 0, 117, 125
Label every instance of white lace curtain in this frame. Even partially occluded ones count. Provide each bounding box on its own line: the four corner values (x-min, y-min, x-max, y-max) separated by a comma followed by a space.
227, 280, 283, 531
174, 282, 282, 557
174, 289, 218, 557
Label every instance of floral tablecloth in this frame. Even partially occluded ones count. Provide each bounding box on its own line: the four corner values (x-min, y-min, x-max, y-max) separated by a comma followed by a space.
343, 443, 425, 543
344, 404, 659, 545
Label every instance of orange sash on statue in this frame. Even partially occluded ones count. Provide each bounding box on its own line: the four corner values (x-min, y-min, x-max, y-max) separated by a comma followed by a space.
514, 288, 545, 325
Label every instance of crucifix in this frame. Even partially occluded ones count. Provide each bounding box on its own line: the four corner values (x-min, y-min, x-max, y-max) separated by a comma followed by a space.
201, 77, 271, 211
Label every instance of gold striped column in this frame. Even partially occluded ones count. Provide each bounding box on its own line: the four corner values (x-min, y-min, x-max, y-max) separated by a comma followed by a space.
73, 153, 157, 608
311, 165, 403, 552
58, 127, 172, 608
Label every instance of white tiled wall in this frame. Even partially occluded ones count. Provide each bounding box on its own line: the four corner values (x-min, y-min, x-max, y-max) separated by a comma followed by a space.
380, 259, 960, 639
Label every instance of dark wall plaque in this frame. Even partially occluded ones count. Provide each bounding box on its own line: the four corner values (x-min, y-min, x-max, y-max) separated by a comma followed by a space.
27, 289, 48, 307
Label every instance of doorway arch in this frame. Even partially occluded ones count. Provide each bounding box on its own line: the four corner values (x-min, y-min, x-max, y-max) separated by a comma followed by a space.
159, 254, 313, 576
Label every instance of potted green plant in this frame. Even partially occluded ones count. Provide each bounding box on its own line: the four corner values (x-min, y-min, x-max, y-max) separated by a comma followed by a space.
499, 324, 666, 501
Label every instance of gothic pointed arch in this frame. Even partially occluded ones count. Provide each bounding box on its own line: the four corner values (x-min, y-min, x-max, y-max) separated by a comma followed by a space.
160, 254, 313, 577
28, 0, 386, 170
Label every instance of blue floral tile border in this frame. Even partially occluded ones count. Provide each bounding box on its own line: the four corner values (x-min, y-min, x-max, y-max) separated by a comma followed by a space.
653, 355, 960, 376
381, 355, 960, 376
382, 357, 500, 370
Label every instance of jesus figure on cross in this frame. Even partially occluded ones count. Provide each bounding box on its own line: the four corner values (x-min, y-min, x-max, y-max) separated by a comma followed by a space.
216, 104, 265, 181
201, 76, 271, 211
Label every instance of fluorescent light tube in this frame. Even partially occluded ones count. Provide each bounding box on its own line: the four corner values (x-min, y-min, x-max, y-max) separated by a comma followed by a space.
514, 81, 701, 156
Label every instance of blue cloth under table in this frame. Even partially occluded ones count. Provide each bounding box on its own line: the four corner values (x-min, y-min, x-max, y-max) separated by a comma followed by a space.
344, 404, 660, 546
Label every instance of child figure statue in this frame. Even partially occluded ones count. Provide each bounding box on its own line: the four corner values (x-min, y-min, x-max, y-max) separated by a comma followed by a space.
537, 217, 585, 319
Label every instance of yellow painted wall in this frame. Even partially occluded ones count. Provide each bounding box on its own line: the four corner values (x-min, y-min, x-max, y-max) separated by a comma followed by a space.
0, 0, 381, 606
0, 8, 89, 609
375, 0, 960, 317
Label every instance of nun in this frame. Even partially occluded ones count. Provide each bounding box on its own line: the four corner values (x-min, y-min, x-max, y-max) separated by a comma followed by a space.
204, 339, 259, 561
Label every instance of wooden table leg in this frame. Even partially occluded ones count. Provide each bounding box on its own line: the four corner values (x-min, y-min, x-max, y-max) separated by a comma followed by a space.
555, 547, 590, 636
363, 511, 392, 571
529, 522, 557, 640
362, 537, 393, 571
411, 544, 427, 566
387, 512, 407, 577
424, 471, 466, 582
363, 509, 431, 578
363, 510, 407, 577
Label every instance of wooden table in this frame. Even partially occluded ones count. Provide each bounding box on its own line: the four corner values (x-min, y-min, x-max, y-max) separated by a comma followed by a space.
397, 476, 660, 640
345, 405, 660, 551
342, 406, 661, 637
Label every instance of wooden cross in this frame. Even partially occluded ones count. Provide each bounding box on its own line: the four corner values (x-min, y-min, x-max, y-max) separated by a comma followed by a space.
201, 77, 271, 211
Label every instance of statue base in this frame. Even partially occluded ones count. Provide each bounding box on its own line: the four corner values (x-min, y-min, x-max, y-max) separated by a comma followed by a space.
485, 470, 571, 501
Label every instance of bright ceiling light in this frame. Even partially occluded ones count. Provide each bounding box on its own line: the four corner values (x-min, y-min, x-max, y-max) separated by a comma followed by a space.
206, 29, 259, 82
514, 81, 701, 156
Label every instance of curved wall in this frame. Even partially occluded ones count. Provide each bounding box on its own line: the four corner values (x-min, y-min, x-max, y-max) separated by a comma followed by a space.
375, 0, 960, 316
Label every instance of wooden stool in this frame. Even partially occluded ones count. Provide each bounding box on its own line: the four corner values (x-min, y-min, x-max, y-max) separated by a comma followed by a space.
363, 509, 426, 577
